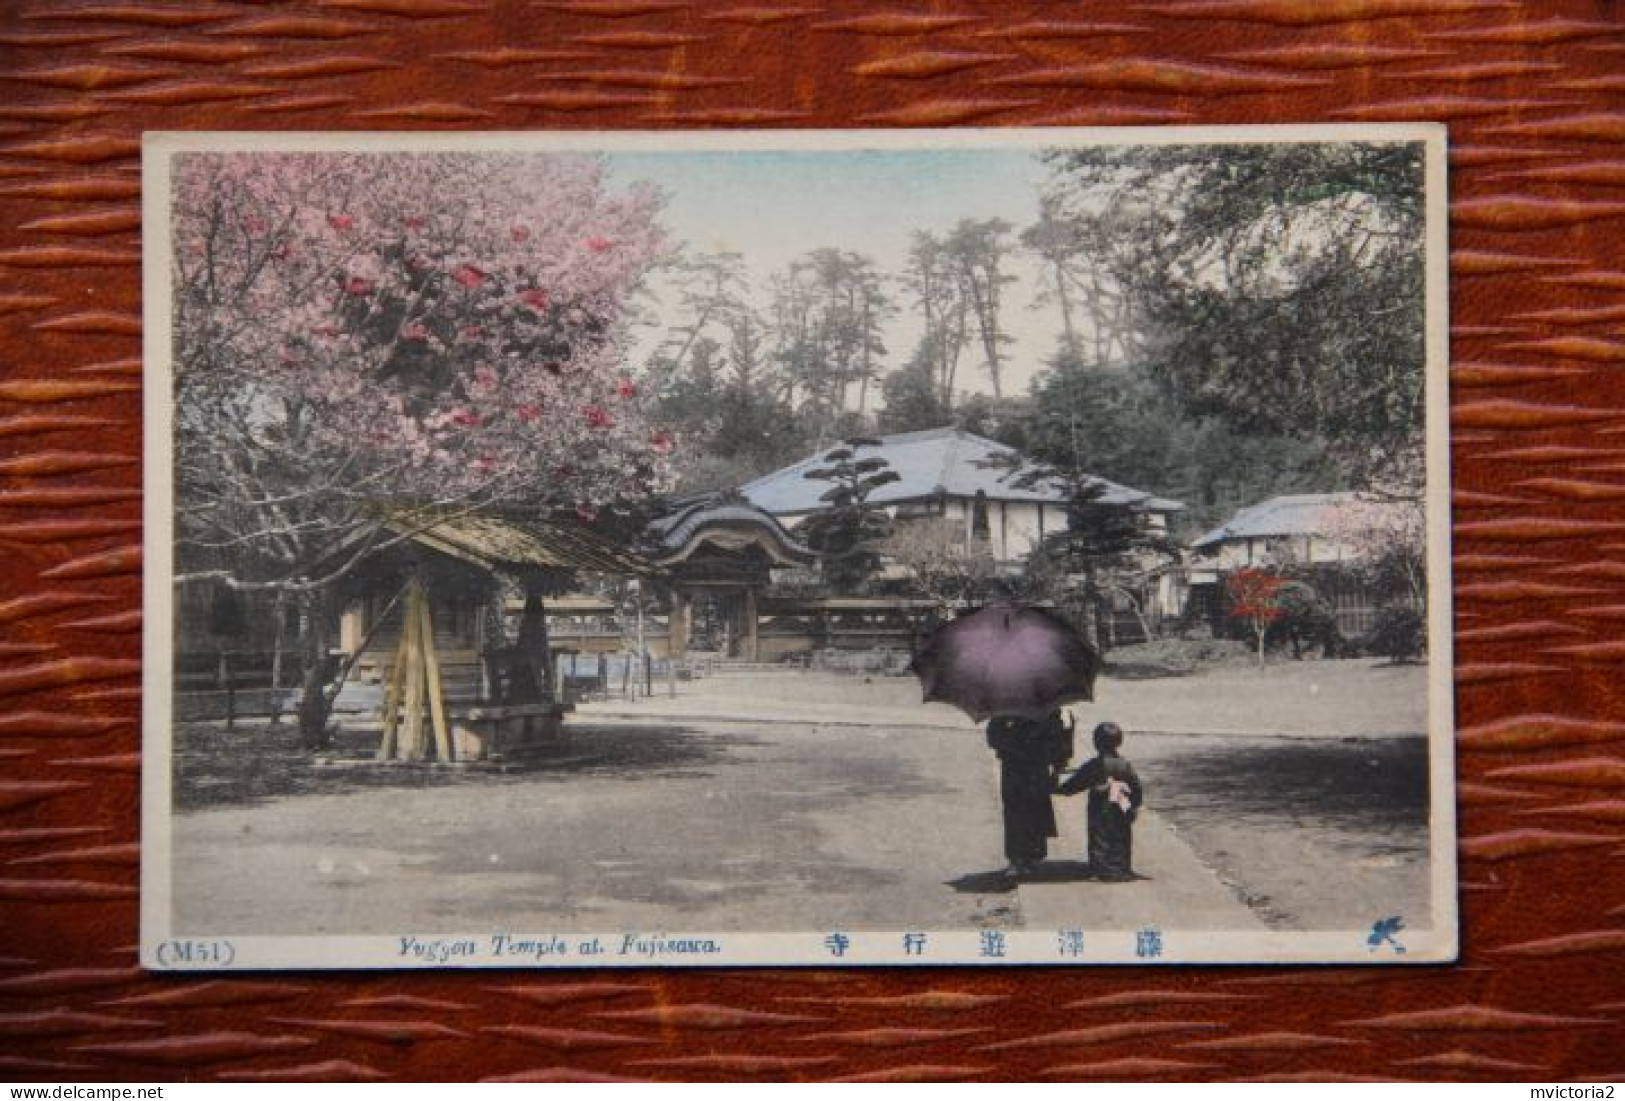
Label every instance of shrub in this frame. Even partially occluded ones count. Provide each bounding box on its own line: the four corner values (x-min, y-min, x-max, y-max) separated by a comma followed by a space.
1367, 604, 1425, 662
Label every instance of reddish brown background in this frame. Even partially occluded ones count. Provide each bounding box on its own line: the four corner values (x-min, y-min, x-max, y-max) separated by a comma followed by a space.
2, 0, 1624, 1083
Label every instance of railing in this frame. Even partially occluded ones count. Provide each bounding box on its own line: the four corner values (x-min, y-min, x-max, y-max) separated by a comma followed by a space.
174, 649, 303, 726
556, 651, 713, 702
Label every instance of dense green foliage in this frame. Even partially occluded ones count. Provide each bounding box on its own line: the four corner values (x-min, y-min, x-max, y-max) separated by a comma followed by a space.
1037, 142, 1427, 490
1367, 604, 1426, 663
641, 141, 1429, 611
797, 439, 902, 594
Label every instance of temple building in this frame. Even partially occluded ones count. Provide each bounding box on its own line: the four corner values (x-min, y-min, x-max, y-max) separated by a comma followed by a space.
738, 426, 1184, 567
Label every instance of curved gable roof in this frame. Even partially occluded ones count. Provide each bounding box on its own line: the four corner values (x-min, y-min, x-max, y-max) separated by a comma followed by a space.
644, 497, 816, 567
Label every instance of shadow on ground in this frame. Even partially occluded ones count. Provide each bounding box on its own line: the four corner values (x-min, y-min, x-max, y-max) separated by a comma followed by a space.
1151, 736, 1429, 836
1143, 735, 1431, 928
947, 869, 1019, 894
947, 861, 1147, 894
174, 719, 750, 812
1102, 660, 1198, 680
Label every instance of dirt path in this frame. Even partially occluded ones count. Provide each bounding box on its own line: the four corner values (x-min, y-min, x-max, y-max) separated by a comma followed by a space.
174, 718, 1020, 935
169, 662, 1433, 938
1125, 734, 1432, 930
575, 658, 1430, 739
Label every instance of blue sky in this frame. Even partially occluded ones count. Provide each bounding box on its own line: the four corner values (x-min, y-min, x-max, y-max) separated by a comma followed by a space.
605, 146, 1061, 397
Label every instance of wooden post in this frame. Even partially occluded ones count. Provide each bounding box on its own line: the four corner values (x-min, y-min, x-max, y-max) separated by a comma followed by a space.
419, 588, 453, 763
742, 586, 759, 663
221, 651, 235, 731
377, 616, 407, 761
377, 577, 457, 762
399, 584, 426, 760
271, 592, 288, 691
668, 589, 690, 657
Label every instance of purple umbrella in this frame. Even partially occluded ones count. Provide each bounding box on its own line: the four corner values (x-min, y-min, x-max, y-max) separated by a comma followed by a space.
910, 602, 1100, 722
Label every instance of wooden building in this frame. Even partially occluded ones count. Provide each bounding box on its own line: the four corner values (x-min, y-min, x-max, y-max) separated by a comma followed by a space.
642, 494, 817, 662
335, 511, 657, 761
1188, 493, 1399, 639
739, 426, 1184, 569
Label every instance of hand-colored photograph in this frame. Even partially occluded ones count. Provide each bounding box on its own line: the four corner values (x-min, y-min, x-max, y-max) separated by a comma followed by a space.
142, 127, 1453, 968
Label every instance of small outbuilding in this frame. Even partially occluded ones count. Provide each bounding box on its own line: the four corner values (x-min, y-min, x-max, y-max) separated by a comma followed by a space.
641, 493, 817, 662
335, 510, 658, 761
1187, 492, 1392, 639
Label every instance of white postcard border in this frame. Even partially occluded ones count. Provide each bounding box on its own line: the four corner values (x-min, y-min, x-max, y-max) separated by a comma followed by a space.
141, 124, 1454, 970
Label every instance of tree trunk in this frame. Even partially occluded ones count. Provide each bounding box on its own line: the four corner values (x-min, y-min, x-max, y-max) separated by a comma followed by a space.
1071, 574, 1104, 656
296, 589, 335, 752
269, 590, 287, 691
975, 301, 1003, 400
1053, 260, 1079, 360
509, 589, 554, 703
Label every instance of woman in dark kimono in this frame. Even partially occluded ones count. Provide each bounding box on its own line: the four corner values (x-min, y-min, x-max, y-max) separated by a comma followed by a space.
1058, 722, 1144, 881
986, 710, 1074, 878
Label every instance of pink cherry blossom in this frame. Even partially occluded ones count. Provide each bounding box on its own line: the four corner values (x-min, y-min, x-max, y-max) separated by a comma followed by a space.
650, 430, 674, 453
172, 149, 674, 511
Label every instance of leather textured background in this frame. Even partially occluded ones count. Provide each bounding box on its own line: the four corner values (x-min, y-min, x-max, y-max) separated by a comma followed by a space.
2, 0, 1624, 1083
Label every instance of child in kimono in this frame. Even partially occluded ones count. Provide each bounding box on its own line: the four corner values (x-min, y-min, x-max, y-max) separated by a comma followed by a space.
1057, 722, 1144, 881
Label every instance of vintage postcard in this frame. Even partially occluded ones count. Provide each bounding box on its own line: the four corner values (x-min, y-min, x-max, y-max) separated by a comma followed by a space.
142, 126, 1454, 969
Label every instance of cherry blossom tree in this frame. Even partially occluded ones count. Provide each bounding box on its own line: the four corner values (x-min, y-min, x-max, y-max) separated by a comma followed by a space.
170, 150, 673, 743
1322, 493, 1427, 610
1322, 492, 1428, 660
882, 518, 999, 611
